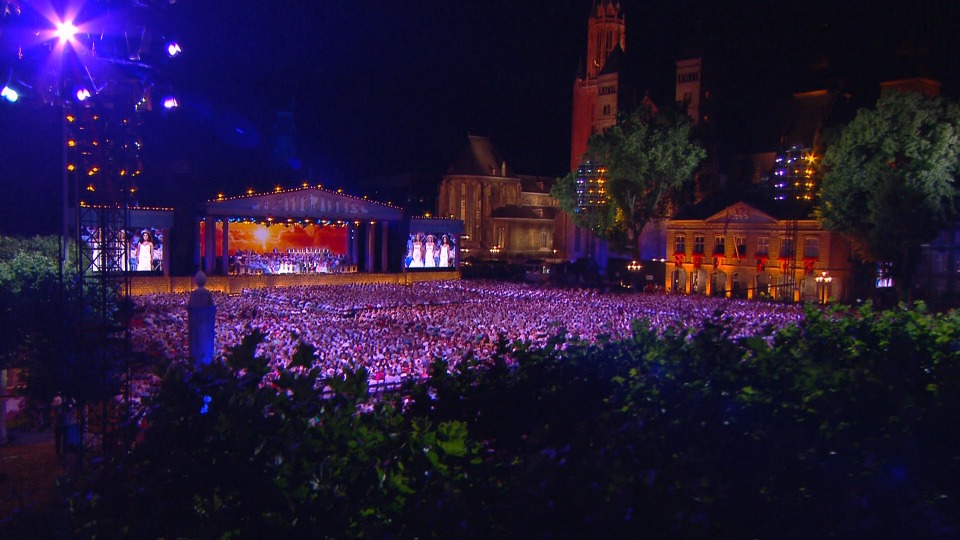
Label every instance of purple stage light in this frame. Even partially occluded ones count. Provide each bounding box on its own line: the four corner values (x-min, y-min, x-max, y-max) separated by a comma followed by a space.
76, 87, 91, 101
166, 41, 181, 57
162, 96, 178, 109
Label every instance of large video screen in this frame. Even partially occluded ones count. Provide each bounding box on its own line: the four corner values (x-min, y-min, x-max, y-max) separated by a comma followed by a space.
81, 226, 164, 273
404, 232, 457, 270
200, 221, 348, 256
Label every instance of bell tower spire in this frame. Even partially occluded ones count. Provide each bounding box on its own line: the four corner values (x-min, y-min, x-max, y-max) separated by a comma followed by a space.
586, 1, 626, 79
570, 1, 626, 171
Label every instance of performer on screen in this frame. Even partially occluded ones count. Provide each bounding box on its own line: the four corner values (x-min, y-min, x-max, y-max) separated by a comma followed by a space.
410, 234, 425, 268
137, 231, 154, 271
439, 235, 453, 267
424, 235, 437, 267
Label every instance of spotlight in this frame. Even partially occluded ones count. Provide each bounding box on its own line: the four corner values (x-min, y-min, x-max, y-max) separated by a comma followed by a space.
1, 85, 18, 103
75, 87, 91, 101
166, 41, 182, 58
55, 20, 78, 43
162, 96, 178, 109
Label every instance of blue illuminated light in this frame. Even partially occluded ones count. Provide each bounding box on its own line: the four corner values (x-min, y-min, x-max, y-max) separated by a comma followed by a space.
1, 85, 19, 103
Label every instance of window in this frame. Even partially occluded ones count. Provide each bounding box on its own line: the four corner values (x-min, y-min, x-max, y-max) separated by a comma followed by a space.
780, 237, 795, 258
713, 236, 726, 255
804, 237, 819, 258
540, 229, 550, 249
756, 237, 769, 256
602, 104, 611, 115
735, 236, 746, 257
693, 235, 705, 254
675, 235, 686, 254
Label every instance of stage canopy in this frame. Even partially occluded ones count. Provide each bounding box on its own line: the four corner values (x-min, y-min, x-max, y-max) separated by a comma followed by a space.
203, 187, 403, 222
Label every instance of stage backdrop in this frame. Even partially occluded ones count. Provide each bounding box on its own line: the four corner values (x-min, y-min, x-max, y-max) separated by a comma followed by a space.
201, 221, 347, 256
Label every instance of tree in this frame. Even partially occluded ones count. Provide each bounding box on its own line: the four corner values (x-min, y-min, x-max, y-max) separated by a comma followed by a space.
818, 91, 960, 299
0, 235, 66, 444
552, 106, 705, 259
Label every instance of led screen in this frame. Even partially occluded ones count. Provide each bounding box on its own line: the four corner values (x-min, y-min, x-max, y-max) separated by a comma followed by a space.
82, 226, 164, 273
201, 221, 349, 275
404, 232, 457, 269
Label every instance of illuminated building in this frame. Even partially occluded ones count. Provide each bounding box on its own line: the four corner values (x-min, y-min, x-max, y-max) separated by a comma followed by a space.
665, 198, 853, 302
438, 136, 561, 261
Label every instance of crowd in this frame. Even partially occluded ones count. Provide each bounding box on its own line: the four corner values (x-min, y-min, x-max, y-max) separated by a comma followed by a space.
130, 281, 807, 390
230, 248, 349, 275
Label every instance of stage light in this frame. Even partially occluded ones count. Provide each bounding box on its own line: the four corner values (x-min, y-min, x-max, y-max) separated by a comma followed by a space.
1, 85, 19, 103
55, 20, 78, 43
162, 96, 178, 109
76, 87, 91, 101
166, 41, 182, 58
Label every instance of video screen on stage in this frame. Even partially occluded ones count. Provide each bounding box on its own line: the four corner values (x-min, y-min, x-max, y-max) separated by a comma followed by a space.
403, 232, 457, 270
201, 221, 349, 275
81, 226, 164, 273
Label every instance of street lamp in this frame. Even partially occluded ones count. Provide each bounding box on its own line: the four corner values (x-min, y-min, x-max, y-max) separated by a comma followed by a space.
815, 271, 833, 304
626, 260, 643, 290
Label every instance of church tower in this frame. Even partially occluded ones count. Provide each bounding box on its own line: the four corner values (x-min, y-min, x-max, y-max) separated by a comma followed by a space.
570, 0, 626, 171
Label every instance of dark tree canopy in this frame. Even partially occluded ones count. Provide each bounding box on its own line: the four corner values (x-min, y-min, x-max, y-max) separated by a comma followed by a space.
553, 106, 705, 258
818, 91, 960, 297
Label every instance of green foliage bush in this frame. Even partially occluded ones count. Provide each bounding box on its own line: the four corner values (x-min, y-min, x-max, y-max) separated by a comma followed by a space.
65, 303, 960, 538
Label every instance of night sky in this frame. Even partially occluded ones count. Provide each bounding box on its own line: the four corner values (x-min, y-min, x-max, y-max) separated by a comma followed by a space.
1, 0, 958, 235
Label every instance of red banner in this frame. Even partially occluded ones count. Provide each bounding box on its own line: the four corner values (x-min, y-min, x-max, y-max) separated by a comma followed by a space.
674, 252, 685, 266
803, 257, 818, 275
756, 256, 767, 272
692, 254, 703, 269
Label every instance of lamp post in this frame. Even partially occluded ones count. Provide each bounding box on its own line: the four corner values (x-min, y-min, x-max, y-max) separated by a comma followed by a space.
626, 259, 643, 290
815, 271, 833, 304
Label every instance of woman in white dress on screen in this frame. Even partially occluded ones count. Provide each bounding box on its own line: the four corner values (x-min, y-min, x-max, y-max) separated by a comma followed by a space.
410, 234, 425, 268
439, 235, 452, 267
136, 231, 154, 271
424, 235, 437, 267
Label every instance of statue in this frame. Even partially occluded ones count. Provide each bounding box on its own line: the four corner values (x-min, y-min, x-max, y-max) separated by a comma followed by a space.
187, 271, 216, 367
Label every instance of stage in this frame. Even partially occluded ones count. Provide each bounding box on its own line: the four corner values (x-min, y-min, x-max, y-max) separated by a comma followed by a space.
130, 270, 461, 296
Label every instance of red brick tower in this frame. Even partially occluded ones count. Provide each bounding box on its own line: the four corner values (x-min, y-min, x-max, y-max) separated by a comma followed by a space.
570, 1, 626, 171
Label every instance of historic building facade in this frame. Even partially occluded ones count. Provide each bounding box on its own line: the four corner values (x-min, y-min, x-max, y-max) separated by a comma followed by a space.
437, 136, 563, 260
665, 201, 853, 302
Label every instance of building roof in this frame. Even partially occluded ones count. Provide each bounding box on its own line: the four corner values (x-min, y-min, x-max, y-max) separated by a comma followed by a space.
445, 135, 515, 178
518, 175, 557, 193
598, 43, 624, 77
671, 188, 816, 222
490, 205, 558, 220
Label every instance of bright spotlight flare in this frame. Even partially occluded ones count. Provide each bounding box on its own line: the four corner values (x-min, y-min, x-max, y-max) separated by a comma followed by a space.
1, 85, 19, 103
55, 20, 79, 43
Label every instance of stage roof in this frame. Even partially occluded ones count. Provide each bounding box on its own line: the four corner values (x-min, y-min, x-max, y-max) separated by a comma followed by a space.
203, 188, 404, 221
